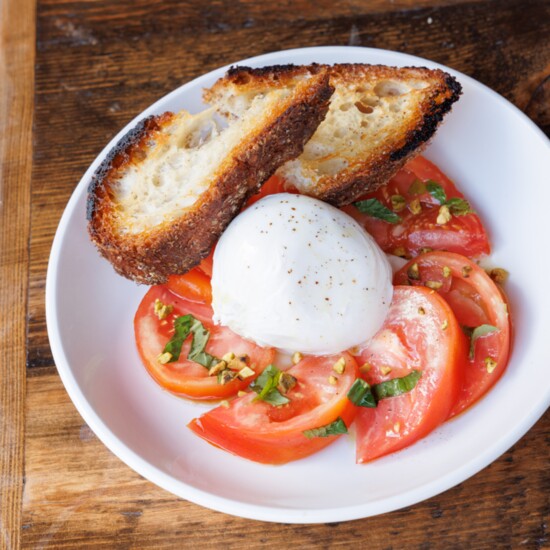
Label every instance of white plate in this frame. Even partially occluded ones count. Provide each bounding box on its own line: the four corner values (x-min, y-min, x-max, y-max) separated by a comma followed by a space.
46, 46, 550, 523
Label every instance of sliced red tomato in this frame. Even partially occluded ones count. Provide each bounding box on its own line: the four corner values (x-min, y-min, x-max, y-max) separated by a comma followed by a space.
188, 354, 358, 464
342, 156, 490, 259
246, 174, 299, 206
166, 267, 212, 304
354, 286, 465, 463
135, 286, 275, 399
394, 251, 511, 417
196, 248, 215, 278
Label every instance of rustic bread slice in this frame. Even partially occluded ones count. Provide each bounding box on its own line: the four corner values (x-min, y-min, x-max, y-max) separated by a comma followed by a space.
87, 71, 333, 284
205, 64, 461, 206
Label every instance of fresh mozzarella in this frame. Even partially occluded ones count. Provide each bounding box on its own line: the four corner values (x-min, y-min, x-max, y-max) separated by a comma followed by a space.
211, 193, 393, 355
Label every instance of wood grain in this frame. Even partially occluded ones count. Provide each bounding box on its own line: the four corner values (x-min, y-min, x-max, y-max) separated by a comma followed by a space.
14, 0, 550, 546
0, 0, 35, 548
22, 369, 550, 548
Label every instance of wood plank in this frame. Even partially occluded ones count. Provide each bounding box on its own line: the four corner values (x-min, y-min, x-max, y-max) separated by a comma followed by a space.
0, 0, 35, 548
22, 370, 550, 548
27, 0, 550, 369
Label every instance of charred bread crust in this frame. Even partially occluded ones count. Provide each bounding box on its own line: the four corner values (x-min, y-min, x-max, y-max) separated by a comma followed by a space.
316, 71, 462, 206
207, 64, 462, 207
87, 73, 334, 284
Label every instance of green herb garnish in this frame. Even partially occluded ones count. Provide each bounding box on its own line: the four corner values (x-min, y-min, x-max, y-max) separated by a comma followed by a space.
372, 370, 422, 400
426, 180, 448, 204
303, 417, 348, 439
163, 314, 217, 367
251, 364, 289, 406
426, 180, 473, 215
354, 198, 402, 224
466, 324, 500, 360
347, 379, 377, 408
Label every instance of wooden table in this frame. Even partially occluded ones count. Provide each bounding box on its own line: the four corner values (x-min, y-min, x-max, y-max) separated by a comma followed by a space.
1, 0, 549, 547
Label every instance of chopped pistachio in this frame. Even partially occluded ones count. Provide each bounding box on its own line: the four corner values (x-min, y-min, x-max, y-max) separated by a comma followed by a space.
393, 422, 401, 433
409, 198, 422, 215
442, 266, 452, 278
153, 299, 173, 320
220, 400, 230, 409
436, 204, 452, 225
218, 369, 237, 385
277, 372, 297, 394
489, 267, 509, 285
360, 362, 372, 373
237, 366, 255, 380
420, 247, 434, 254
228, 357, 248, 371
393, 246, 407, 258
441, 319, 448, 330
390, 194, 407, 212
157, 352, 173, 364
462, 265, 473, 278
222, 351, 235, 362
425, 280, 443, 290
208, 360, 227, 376
407, 262, 420, 280
408, 178, 426, 195
328, 375, 338, 385
380, 365, 392, 376
485, 357, 497, 373
292, 352, 303, 365
418, 307, 426, 315
237, 390, 247, 397
333, 357, 346, 374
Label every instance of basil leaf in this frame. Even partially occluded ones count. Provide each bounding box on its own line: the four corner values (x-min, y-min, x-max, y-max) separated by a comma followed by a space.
251, 364, 289, 406
468, 324, 500, 360
187, 317, 217, 367
354, 198, 402, 224
446, 197, 473, 216
347, 379, 377, 408
303, 417, 348, 439
372, 370, 422, 400
426, 181, 447, 204
163, 315, 193, 361
163, 314, 217, 367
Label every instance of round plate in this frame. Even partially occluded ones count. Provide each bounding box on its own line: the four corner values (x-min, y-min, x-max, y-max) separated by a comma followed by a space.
46, 46, 550, 523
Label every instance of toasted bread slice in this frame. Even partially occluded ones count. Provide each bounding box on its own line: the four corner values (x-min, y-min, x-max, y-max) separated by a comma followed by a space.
205, 64, 461, 206
87, 71, 333, 284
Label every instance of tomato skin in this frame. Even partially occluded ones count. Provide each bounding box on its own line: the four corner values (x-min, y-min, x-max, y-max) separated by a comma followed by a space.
246, 175, 295, 206
394, 251, 511, 417
196, 249, 214, 278
354, 286, 466, 463
166, 267, 212, 304
342, 156, 490, 259
134, 286, 275, 400
188, 354, 359, 464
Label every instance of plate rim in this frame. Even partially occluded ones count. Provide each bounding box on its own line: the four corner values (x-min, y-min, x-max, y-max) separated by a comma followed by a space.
46, 45, 550, 524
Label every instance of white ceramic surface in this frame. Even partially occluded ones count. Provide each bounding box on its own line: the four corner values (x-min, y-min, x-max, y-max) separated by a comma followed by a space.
46, 46, 550, 523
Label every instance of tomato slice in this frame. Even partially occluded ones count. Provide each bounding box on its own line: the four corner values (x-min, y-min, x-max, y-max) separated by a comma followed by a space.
394, 251, 511, 417
188, 354, 359, 464
354, 286, 465, 463
246, 174, 296, 206
166, 267, 212, 304
134, 286, 275, 399
342, 156, 490, 259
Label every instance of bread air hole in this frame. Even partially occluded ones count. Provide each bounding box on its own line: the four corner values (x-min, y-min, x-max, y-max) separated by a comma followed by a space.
373, 80, 411, 97
355, 101, 374, 114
